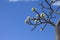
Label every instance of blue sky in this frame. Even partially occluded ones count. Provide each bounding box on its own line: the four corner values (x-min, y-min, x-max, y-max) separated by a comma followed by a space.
0, 0, 60, 40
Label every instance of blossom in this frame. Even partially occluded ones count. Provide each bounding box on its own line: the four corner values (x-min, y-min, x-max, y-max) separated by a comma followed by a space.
25, 16, 30, 24
31, 8, 36, 12
40, 13, 45, 18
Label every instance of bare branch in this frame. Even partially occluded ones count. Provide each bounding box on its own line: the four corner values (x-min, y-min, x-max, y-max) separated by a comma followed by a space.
39, 2, 50, 9
48, 20, 56, 27
45, 0, 54, 11
30, 25, 37, 31
41, 23, 47, 31
54, 10, 60, 15
25, 0, 60, 31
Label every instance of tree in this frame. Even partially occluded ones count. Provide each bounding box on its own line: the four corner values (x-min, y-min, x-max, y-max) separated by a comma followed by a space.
25, 0, 60, 40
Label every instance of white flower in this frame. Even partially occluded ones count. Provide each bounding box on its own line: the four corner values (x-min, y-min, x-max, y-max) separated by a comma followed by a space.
25, 16, 30, 24
31, 8, 35, 12
34, 20, 38, 23
25, 19, 29, 24
27, 16, 30, 20
40, 13, 45, 18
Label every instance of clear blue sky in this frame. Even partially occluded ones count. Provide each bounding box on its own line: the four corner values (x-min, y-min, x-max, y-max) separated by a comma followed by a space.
0, 0, 60, 40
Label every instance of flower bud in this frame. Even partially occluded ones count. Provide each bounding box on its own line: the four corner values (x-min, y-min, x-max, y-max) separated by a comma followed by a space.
34, 20, 38, 23
27, 16, 30, 20
40, 13, 45, 18
31, 8, 35, 12
25, 19, 29, 24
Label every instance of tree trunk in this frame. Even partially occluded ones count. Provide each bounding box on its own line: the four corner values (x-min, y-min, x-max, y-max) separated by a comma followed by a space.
55, 26, 60, 40
55, 20, 60, 40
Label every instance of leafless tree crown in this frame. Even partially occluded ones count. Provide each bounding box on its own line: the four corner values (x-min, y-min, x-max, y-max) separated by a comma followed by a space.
25, 0, 60, 31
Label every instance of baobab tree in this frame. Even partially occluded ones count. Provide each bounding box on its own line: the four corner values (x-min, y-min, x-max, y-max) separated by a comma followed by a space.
25, 0, 60, 40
